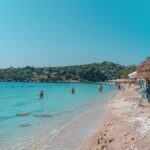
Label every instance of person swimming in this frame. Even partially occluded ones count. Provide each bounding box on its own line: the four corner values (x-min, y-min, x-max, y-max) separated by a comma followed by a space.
39, 90, 44, 98
71, 87, 75, 94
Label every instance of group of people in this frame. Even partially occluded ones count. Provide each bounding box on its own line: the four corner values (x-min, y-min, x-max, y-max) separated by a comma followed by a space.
39, 84, 105, 98
40, 82, 140, 99
39, 87, 76, 98
70, 85, 104, 94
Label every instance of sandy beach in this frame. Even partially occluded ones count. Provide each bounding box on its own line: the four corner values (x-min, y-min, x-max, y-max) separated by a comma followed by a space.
82, 85, 150, 150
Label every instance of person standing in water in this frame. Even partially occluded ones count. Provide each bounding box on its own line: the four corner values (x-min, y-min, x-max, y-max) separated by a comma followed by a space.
98, 84, 103, 92
39, 90, 44, 98
117, 83, 121, 90
71, 87, 75, 94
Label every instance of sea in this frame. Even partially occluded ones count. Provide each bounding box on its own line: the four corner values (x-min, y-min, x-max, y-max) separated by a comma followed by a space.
0, 82, 116, 150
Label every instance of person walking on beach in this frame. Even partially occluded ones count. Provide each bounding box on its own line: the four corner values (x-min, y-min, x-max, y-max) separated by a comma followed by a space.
98, 84, 103, 93
39, 90, 44, 98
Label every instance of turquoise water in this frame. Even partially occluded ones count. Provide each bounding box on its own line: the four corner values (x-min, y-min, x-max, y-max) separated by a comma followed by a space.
0, 82, 115, 149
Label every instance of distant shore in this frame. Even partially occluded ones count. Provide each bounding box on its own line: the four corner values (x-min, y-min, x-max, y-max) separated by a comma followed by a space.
0, 80, 100, 83
0, 80, 107, 84
82, 85, 150, 150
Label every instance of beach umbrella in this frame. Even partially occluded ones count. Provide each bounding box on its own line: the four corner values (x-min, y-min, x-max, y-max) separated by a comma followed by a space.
137, 57, 150, 79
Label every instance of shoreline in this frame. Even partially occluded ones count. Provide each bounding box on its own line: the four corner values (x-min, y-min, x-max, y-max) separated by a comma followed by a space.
82, 85, 150, 150
41, 91, 116, 150
3, 84, 149, 150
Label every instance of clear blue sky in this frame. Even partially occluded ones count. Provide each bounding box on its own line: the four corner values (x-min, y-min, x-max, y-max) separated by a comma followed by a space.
0, 0, 150, 68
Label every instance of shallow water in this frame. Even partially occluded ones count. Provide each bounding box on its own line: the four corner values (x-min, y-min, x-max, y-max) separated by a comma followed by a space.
0, 82, 115, 149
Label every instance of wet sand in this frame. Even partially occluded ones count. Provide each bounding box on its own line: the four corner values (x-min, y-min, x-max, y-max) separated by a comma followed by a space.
82, 85, 150, 150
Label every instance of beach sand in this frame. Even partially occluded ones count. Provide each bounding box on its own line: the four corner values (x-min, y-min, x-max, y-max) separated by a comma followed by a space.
82, 85, 150, 150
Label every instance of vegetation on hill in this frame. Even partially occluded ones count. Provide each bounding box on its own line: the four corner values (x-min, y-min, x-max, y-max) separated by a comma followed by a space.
0, 62, 136, 82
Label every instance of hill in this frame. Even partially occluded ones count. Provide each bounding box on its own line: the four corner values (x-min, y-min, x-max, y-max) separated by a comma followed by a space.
0, 62, 136, 82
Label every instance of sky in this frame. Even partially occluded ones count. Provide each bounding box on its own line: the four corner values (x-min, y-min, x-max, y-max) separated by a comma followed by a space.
0, 0, 150, 68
